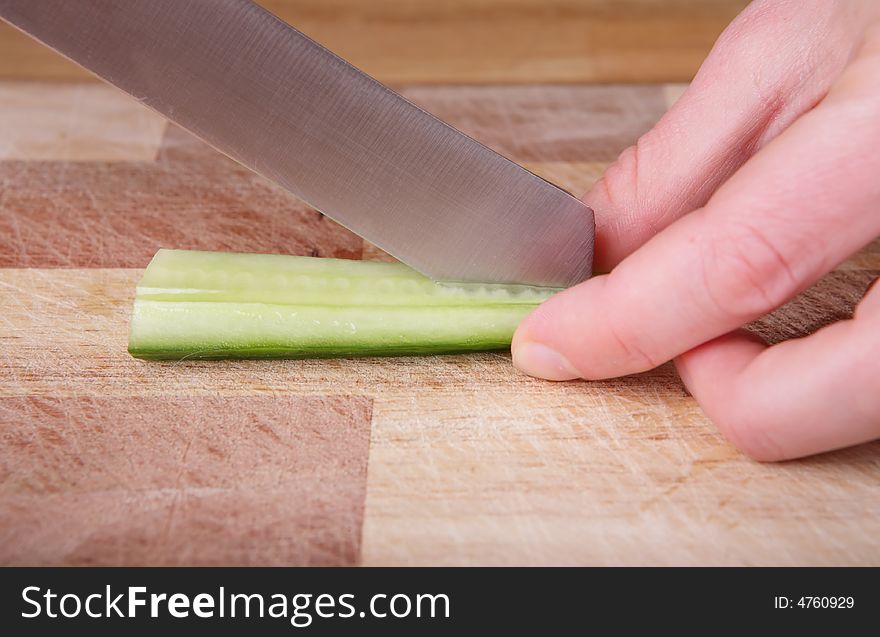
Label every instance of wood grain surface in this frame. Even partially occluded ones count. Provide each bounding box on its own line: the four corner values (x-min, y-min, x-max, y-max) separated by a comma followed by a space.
1, 79, 878, 566
1, 395, 371, 565
0, 0, 749, 84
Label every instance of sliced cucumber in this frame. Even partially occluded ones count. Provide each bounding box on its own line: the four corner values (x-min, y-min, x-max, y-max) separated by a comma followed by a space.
128, 249, 558, 360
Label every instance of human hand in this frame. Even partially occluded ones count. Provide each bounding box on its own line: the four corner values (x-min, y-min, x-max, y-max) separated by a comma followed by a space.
512, 0, 880, 461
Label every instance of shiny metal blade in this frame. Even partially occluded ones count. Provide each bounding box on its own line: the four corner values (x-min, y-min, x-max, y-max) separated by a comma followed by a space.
1, 0, 593, 287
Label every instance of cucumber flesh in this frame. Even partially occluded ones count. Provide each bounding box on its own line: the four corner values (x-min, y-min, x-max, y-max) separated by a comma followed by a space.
128, 249, 559, 360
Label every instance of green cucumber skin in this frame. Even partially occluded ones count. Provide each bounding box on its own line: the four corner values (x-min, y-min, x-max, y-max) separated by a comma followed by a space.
128, 250, 554, 361
128, 345, 511, 360
128, 300, 526, 360
129, 344, 511, 361
137, 249, 558, 307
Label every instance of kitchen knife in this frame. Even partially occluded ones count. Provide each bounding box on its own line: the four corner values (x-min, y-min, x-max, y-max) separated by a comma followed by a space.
0, 0, 594, 287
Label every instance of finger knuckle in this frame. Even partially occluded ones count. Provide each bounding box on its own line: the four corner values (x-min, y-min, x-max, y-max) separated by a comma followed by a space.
604, 313, 663, 372
598, 143, 643, 214
713, 0, 793, 60
699, 220, 800, 322
598, 136, 678, 246
709, 0, 834, 133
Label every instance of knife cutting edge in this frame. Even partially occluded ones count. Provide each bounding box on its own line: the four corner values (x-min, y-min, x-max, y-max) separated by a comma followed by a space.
0, 0, 594, 288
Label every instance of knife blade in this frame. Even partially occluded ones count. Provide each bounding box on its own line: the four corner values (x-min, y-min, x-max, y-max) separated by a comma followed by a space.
0, 0, 593, 287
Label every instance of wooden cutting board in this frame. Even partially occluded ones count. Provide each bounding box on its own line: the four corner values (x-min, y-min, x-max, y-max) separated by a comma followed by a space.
1, 81, 878, 566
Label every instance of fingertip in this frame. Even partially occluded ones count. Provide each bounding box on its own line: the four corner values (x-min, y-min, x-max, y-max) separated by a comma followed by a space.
512, 296, 582, 381
512, 276, 605, 379
512, 341, 581, 381
515, 272, 664, 379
